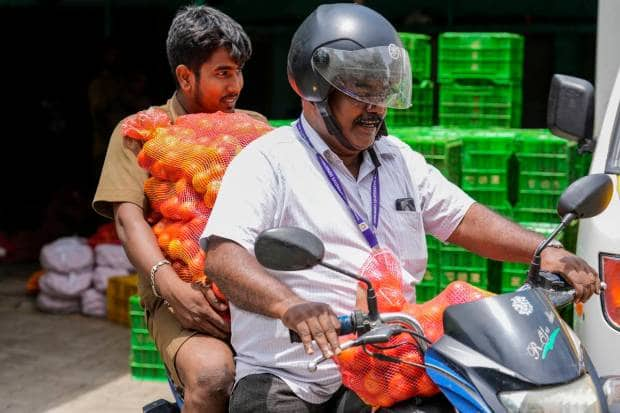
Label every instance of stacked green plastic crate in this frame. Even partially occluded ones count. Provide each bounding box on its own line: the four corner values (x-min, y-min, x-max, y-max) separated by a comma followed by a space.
385, 33, 434, 127
129, 295, 167, 381
513, 130, 577, 223
438, 33, 524, 128
268, 119, 294, 128
416, 235, 441, 303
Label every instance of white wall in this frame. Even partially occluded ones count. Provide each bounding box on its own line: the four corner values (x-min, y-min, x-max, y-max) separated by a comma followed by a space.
596, 0, 620, 135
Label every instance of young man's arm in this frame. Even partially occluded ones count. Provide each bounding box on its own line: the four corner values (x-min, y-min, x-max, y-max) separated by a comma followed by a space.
113, 201, 229, 338
447, 203, 600, 302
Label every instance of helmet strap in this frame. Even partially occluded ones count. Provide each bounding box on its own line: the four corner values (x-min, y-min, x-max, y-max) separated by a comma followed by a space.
315, 100, 357, 151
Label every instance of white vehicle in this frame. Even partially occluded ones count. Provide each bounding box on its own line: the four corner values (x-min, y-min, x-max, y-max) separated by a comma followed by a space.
548, 71, 620, 378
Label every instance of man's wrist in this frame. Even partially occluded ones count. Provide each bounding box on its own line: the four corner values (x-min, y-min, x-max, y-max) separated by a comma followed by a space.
150, 259, 171, 299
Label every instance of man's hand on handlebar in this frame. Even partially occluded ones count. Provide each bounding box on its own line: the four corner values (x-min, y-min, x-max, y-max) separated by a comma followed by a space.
281, 299, 342, 358
541, 247, 600, 303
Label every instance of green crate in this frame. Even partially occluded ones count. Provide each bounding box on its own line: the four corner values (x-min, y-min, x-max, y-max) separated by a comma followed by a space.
501, 262, 528, 292
426, 235, 441, 268
462, 169, 509, 190
395, 132, 462, 185
461, 132, 515, 168
385, 81, 434, 127
129, 294, 142, 312
517, 189, 562, 210
440, 244, 487, 268
416, 281, 439, 303
130, 310, 147, 330
268, 119, 294, 128
440, 267, 488, 289
438, 32, 524, 82
439, 80, 522, 128
464, 187, 510, 207
574, 151, 592, 179
513, 207, 558, 223
131, 328, 155, 347
399, 32, 432, 81
131, 362, 168, 382
131, 344, 164, 365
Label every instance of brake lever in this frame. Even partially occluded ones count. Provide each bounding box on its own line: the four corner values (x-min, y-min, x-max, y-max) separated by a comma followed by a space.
307, 325, 404, 372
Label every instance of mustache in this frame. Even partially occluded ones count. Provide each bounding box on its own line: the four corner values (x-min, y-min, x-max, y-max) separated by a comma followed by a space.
354, 114, 383, 125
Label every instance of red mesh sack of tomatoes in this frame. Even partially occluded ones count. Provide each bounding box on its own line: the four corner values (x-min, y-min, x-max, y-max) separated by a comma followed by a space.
334, 249, 494, 409
122, 109, 272, 304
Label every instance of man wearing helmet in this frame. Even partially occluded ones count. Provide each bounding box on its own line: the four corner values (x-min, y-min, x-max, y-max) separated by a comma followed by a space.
200, 3, 600, 411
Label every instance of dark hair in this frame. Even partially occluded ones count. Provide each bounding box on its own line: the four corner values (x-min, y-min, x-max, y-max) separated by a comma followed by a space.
166, 5, 252, 88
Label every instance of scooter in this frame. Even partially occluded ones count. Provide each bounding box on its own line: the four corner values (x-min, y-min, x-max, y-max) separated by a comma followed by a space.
144, 173, 620, 412
252, 173, 620, 412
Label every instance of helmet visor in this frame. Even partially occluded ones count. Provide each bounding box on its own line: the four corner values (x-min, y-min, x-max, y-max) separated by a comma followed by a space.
312, 45, 412, 109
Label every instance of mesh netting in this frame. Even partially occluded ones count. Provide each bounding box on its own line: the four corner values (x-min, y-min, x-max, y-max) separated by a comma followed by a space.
122, 109, 272, 290
335, 249, 494, 408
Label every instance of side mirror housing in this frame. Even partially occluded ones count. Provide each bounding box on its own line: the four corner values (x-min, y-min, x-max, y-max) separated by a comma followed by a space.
547, 74, 594, 144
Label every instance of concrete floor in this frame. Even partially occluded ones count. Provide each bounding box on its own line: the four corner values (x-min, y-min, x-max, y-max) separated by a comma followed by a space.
0, 263, 170, 413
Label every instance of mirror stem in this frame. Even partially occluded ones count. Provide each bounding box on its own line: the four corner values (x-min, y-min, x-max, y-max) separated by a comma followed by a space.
528, 212, 577, 279
319, 262, 380, 322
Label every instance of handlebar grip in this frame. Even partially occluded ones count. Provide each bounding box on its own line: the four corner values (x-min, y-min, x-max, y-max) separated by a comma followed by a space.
289, 315, 354, 343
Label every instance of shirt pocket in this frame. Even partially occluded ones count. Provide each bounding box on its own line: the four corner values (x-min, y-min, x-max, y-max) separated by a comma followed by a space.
389, 210, 427, 277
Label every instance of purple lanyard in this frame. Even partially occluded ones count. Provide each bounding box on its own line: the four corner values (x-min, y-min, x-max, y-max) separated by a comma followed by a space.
295, 120, 380, 248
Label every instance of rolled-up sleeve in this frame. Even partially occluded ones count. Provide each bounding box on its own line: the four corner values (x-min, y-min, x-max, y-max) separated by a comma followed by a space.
200, 143, 280, 252
404, 150, 475, 242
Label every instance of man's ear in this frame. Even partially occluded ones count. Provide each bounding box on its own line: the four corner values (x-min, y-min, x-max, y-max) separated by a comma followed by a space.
175, 64, 194, 92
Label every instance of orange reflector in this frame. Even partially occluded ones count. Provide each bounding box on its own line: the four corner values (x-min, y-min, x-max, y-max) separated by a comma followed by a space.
600, 254, 620, 330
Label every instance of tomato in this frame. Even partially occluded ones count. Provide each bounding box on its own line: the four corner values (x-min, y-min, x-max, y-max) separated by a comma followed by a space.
167, 239, 183, 260
191, 171, 211, 193
203, 180, 221, 209
361, 370, 383, 396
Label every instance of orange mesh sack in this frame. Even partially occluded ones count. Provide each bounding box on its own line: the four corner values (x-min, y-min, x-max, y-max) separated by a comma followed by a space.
335, 250, 494, 409
122, 110, 272, 291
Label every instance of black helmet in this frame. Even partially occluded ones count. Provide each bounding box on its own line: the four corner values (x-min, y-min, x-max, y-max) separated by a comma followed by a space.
287, 3, 411, 109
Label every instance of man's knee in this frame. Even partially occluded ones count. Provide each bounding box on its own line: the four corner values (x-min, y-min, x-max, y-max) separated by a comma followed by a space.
176, 335, 235, 399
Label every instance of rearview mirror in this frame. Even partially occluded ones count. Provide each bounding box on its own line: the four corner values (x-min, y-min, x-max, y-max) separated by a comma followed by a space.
254, 227, 324, 271
547, 74, 594, 144
557, 174, 613, 219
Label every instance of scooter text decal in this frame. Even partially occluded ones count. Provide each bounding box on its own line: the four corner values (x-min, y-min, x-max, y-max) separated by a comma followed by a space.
511, 295, 533, 316
526, 326, 560, 360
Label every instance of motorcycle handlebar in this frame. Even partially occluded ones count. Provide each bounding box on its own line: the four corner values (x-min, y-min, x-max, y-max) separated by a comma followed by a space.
289, 314, 355, 343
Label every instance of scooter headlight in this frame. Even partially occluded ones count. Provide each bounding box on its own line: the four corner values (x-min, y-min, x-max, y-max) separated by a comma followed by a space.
499, 374, 601, 413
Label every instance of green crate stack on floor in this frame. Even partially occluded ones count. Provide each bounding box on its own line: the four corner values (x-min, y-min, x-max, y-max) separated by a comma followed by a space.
129, 295, 167, 381
438, 33, 524, 128
391, 126, 462, 185
513, 129, 577, 223
385, 33, 434, 127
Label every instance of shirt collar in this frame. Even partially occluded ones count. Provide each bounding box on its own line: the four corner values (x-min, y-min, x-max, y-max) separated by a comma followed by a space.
167, 92, 188, 122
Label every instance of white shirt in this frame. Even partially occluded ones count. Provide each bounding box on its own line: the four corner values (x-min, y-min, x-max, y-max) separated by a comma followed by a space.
200, 115, 474, 403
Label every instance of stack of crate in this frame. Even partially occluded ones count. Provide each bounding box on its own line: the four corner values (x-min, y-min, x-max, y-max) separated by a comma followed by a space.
438, 33, 524, 128
513, 130, 577, 223
385, 33, 434, 127
129, 295, 167, 381
460, 129, 516, 218
416, 235, 442, 303
391, 127, 462, 185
